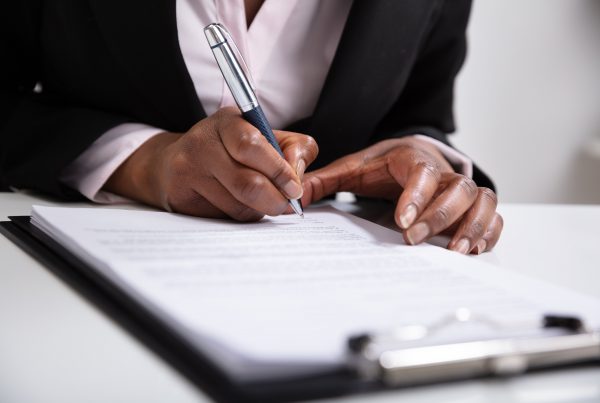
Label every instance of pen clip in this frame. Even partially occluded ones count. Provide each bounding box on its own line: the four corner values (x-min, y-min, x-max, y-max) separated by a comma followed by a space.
215, 23, 257, 91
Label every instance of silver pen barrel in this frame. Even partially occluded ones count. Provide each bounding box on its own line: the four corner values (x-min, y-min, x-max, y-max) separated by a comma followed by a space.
204, 23, 304, 218
204, 23, 258, 112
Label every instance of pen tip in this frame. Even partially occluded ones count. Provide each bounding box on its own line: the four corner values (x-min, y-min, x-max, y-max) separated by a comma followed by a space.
289, 199, 304, 217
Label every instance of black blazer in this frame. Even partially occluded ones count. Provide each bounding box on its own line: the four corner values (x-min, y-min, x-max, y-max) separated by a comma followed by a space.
0, 0, 493, 198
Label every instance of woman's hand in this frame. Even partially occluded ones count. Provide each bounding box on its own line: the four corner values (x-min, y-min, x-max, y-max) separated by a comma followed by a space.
104, 107, 318, 221
301, 137, 503, 254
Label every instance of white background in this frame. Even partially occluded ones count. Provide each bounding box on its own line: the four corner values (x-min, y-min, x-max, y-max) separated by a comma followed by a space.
454, 0, 600, 203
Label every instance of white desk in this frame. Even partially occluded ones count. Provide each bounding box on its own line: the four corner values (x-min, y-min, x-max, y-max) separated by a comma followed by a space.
1, 192, 599, 403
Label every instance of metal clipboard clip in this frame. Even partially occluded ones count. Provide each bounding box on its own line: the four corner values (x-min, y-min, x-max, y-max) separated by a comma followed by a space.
347, 309, 600, 386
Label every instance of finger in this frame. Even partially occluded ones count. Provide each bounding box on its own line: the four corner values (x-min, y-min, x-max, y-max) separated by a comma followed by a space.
300, 141, 425, 206
163, 173, 262, 221
301, 154, 359, 204
447, 187, 498, 254
208, 148, 290, 216
275, 131, 319, 180
193, 177, 264, 222
393, 161, 442, 230
300, 177, 317, 209
218, 120, 303, 200
164, 186, 226, 218
475, 213, 503, 253
404, 173, 478, 245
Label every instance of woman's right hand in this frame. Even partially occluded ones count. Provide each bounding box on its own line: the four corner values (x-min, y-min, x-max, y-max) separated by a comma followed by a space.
104, 107, 319, 221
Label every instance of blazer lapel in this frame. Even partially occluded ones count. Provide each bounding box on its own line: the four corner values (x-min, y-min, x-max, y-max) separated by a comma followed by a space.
308, 0, 441, 168
89, 0, 204, 131
89, 0, 439, 158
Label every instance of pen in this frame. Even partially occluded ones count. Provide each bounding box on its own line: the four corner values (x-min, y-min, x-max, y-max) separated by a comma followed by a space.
203, 23, 304, 218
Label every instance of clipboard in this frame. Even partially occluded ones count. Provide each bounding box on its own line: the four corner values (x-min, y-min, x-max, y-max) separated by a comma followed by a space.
1, 215, 599, 403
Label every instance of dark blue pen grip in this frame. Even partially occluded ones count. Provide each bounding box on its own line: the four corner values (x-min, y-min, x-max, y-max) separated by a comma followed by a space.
242, 106, 284, 158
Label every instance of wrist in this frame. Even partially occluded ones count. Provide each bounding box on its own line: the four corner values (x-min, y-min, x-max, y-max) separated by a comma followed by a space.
104, 132, 181, 208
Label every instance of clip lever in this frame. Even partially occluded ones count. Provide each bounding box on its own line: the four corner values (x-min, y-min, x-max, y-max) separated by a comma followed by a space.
348, 312, 600, 386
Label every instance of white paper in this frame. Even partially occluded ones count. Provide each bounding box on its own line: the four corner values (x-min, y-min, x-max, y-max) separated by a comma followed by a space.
31, 205, 600, 381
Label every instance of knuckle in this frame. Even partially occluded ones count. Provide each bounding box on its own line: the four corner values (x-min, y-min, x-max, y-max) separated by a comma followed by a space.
235, 130, 263, 159
409, 147, 430, 163
188, 125, 219, 153
231, 205, 263, 222
164, 176, 183, 196
479, 187, 498, 206
213, 108, 243, 137
236, 174, 267, 203
169, 151, 192, 178
162, 184, 182, 207
265, 202, 288, 217
417, 161, 441, 181
163, 185, 203, 215
455, 176, 478, 198
431, 205, 452, 228
467, 218, 486, 238
406, 192, 425, 211
303, 135, 319, 155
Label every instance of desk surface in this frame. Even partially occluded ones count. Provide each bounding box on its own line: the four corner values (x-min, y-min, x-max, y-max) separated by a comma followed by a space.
1, 192, 599, 403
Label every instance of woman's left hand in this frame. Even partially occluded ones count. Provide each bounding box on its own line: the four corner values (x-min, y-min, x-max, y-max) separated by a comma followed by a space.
300, 137, 503, 254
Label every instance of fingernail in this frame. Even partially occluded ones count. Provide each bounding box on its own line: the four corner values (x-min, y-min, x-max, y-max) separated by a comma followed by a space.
474, 239, 487, 255
399, 203, 417, 229
283, 179, 303, 199
406, 222, 429, 245
454, 238, 470, 254
296, 159, 306, 180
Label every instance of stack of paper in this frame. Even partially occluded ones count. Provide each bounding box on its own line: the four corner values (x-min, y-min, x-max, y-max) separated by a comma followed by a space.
31, 205, 600, 381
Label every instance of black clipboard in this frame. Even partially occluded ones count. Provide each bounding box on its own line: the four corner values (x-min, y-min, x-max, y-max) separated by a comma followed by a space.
0, 216, 374, 403
2, 215, 599, 402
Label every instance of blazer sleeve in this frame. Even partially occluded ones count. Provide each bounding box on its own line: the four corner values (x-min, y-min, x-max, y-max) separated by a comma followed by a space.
0, 1, 130, 198
371, 0, 494, 190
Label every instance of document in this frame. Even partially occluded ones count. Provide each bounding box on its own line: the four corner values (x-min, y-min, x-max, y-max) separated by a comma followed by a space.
31, 205, 600, 381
